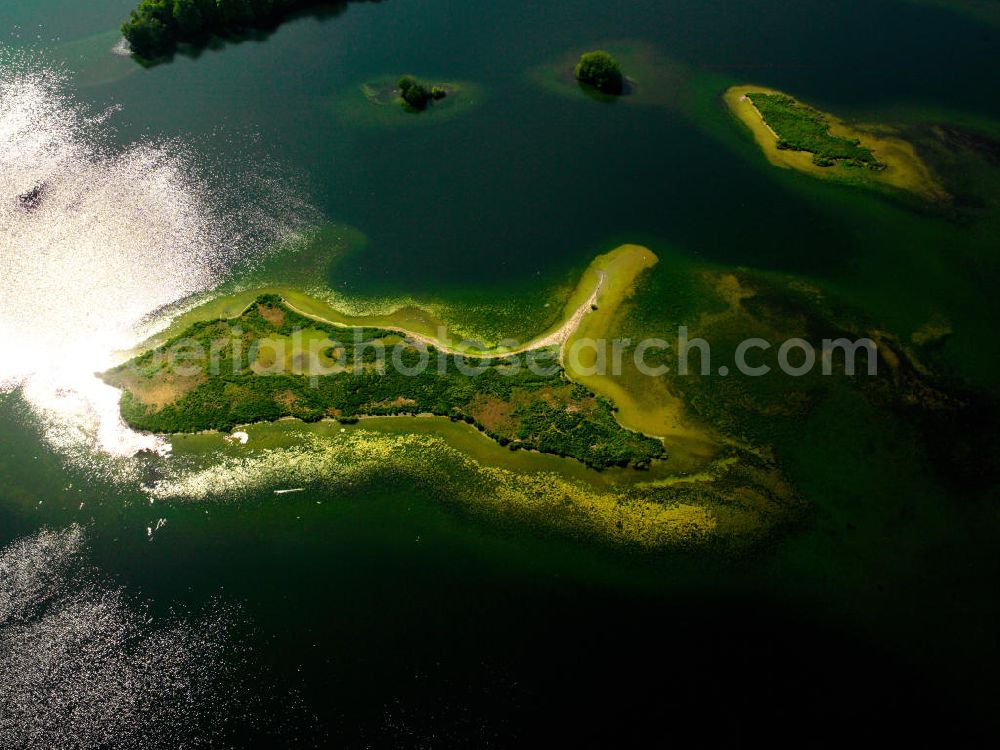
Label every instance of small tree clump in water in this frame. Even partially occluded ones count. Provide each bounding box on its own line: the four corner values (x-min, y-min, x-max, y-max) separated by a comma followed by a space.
398, 76, 447, 110
575, 51, 624, 95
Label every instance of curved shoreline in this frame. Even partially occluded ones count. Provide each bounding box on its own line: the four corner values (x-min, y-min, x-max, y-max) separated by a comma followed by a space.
111, 245, 676, 454
282, 268, 606, 360
131, 244, 647, 361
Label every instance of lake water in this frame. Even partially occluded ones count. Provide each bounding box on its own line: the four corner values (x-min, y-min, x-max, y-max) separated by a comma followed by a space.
1, 0, 999, 745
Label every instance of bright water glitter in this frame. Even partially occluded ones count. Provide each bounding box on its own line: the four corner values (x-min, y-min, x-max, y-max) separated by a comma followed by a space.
0, 525, 238, 750
0, 54, 314, 466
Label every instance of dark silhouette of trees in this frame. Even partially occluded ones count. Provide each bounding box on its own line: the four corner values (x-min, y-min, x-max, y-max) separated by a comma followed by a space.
122, 0, 378, 59
397, 76, 447, 110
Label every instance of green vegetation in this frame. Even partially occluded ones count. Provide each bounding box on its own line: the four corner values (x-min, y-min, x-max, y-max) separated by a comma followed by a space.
339, 76, 482, 129
574, 51, 624, 95
104, 295, 665, 470
397, 76, 447, 110
121, 0, 366, 59
747, 92, 885, 169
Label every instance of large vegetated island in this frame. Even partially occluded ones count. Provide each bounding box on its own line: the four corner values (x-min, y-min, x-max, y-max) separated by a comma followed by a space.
122, 0, 378, 59
104, 295, 666, 470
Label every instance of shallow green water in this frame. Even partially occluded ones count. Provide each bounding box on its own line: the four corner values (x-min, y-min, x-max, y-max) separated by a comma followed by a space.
2, 0, 1000, 745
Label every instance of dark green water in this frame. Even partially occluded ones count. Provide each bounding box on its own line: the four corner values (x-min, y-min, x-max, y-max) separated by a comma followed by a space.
2, 0, 1000, 746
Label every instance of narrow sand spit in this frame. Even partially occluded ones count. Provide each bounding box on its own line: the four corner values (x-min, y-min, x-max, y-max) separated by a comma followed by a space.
283, 270, 607, 359
528, 271, 606, 352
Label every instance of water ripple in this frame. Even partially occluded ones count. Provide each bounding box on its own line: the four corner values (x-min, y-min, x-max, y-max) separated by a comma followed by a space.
0, 52, 315, 468
0, 525, 237, 750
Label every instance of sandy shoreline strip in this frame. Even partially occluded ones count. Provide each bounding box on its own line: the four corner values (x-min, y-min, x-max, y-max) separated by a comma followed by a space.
282, 270, 607, 359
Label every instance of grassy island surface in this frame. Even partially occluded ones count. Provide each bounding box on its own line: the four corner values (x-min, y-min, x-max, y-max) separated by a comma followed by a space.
105, 294, 666, 470
746, 92, 884, 169
725, 85, 946, 199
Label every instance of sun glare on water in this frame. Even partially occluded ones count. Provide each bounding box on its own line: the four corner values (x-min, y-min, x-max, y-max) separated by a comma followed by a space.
0, 55, 311, 466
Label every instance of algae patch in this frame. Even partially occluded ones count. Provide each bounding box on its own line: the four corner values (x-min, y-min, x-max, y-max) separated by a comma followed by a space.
153, 426, 800, 549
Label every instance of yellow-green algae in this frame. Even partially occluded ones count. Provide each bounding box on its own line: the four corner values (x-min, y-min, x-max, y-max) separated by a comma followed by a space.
563, 244, 722, 470
128, 244, 641, 359
132, 224, 572, 356
724, 85, 947, 200
632, 252, 960, 448
156, 423, 800, 549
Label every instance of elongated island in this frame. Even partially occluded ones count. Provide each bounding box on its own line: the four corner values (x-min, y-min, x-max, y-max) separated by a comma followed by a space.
105, 247, 669, 470
724, 85, 946, 199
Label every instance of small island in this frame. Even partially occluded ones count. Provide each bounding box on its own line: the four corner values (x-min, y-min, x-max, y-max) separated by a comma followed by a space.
104, 295, 666, 470
397, 76, 447, 111
334, 75, 480, 128
575, 50, 624, 95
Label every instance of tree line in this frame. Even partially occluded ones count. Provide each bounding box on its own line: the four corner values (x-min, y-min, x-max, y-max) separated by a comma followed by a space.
122, 0, 375, 59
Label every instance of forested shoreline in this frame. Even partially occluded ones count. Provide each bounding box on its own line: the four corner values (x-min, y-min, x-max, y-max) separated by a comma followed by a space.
122, 0, 378, 59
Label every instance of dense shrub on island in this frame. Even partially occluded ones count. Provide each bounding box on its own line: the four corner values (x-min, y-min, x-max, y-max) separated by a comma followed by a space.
748, 92, 886, 170
574, 50, 624, 95
397, 76, 447, 111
